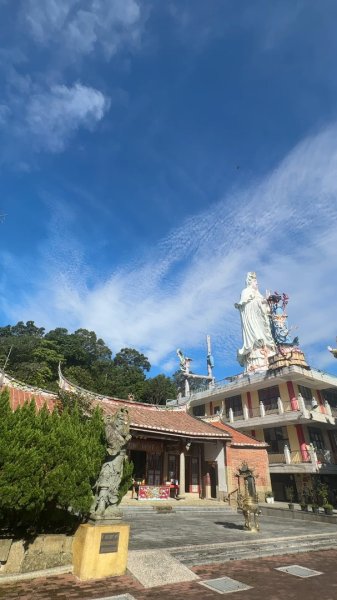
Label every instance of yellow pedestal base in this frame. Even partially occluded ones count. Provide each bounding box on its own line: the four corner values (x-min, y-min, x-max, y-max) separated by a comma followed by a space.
72, 522, 130, 581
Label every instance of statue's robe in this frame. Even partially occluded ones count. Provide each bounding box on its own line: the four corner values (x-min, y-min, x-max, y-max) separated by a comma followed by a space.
236, 285, 276, 370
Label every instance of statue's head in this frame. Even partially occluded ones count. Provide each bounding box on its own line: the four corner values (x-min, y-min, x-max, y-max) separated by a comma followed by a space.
106, 407, 130, 431
115, 407, 129, 426
246, 272, 257, 288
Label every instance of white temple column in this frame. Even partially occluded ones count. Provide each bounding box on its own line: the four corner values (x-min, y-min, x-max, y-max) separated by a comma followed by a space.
179, 449, 186, 496
216, 443, 227, 500
259, 401, 265, 418
243, 402, 249, 420
229, 407, 234, 423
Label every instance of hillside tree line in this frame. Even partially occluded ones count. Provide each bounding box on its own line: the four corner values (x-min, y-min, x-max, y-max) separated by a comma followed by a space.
0, 321, 177, 404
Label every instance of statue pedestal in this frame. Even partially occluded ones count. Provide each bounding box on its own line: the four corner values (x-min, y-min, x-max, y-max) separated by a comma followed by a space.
72, 522, 130, 581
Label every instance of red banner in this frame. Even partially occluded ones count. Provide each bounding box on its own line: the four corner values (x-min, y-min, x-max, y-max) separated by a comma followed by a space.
138, 485, 170, 500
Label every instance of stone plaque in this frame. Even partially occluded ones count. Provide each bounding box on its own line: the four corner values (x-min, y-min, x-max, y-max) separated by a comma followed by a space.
99, 532, 119, 554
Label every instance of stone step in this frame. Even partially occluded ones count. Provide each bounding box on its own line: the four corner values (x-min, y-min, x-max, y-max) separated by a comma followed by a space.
169, 533, 337, 566
122, 505, 235, 514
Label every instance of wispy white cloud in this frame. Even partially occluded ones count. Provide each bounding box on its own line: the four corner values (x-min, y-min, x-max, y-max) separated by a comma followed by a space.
0, 104, 10, 125
0, 0, 145, 159
24, 0, 143, 59
3, 124, 337, 373
25, 82, 110, 152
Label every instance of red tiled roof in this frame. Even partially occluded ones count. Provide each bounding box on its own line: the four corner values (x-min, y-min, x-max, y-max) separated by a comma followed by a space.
2, 369, 230, 440
210, 421, 268, 447
0, 371, 57, 412
57, 368, 230, 439
97, 397, 231, 439
7, 386, 56, 412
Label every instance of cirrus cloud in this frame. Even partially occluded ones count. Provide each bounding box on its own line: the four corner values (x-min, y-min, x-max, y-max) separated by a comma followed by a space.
2, 123, 337, 376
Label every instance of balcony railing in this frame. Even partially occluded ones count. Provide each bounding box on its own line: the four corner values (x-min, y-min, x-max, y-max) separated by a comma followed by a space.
268, 452, 286, 464
330, 407, 337, 419
225, 409, 244, 421
268, 444, 337, 468
290, 450, 309, 464
223, 394, 334, 424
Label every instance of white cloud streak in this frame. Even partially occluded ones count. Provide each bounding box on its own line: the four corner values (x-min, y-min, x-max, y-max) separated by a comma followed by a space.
25, 83, 110, 152
24, 0, 142, 59
3, 123, 337, 373
0, 0, 144, 158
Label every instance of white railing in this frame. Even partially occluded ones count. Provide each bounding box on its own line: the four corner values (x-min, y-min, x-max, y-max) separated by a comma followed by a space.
268, 444, 337, 467
223, 395, 334, 424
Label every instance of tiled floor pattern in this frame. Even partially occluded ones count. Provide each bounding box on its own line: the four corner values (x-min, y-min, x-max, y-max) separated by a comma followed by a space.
275, 565, 323, 578
199, 576, 252, 594
0, 549, 336, 599
95, 596, 136, 600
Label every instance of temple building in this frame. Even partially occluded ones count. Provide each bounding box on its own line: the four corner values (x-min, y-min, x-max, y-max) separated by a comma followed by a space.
0, 368, 271, 502
168, 272, 337, 503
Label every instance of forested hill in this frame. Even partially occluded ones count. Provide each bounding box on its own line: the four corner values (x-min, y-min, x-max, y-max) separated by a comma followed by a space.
0, 321, 177, 404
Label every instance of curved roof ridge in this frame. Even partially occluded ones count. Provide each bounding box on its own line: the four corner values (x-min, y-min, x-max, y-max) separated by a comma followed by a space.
58, 364, 181, 411
0, 368, 56, 397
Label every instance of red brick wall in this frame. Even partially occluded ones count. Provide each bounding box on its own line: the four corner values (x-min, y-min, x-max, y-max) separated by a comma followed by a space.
226, 445, 271, 495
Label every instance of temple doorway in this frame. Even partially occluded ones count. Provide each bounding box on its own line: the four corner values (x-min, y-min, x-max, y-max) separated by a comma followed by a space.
130, 450, 146, 481
209, 464, 217, 498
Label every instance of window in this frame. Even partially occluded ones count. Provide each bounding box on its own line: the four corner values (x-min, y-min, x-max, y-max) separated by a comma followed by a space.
322, 388, 337, 407
264, 427, 289, 454
225, 395, 242, 418
258, 385, 280, 412
213, 405, 221, 415
193, 404, 205, 417
147, 454, 162, 486
168, 454, 178, 481
308, 427, 325, 452
298, 385, 312, 401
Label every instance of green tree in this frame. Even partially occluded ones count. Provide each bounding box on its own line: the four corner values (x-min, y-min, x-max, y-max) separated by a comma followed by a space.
63, 366, 97, 392
0, 320, 179, 404
10, 321, 45, 338
140, 374, 177, 405
45, 328, 111, 367
0, 389, 106, 530
113, 348, 150, 372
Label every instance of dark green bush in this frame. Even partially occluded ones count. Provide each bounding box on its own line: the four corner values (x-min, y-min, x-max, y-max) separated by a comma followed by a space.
0, 389, 106, 531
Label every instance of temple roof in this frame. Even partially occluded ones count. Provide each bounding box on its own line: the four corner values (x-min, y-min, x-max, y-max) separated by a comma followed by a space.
98, 396, 231, 439
209, 421, 268, 448
58, 369, 230, 440
0, 368, 230, 441
0, 370, 56, 412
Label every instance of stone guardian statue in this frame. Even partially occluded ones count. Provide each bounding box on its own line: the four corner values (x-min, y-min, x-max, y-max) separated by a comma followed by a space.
91, 407, 131, 520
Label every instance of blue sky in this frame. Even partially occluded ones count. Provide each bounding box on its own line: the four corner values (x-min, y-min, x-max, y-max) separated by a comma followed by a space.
1, 0, 337, 380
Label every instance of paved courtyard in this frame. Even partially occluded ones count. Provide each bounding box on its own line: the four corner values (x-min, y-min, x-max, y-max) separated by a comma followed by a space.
125, 509, 337, 550
1, 549, 337, 600
1, 510, 337, 599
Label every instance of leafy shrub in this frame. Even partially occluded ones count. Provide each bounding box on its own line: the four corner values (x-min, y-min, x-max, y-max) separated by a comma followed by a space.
0, 389, 106, 531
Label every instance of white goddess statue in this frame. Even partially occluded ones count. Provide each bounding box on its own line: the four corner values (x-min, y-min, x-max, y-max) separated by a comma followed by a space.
235, 272, 276, 373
